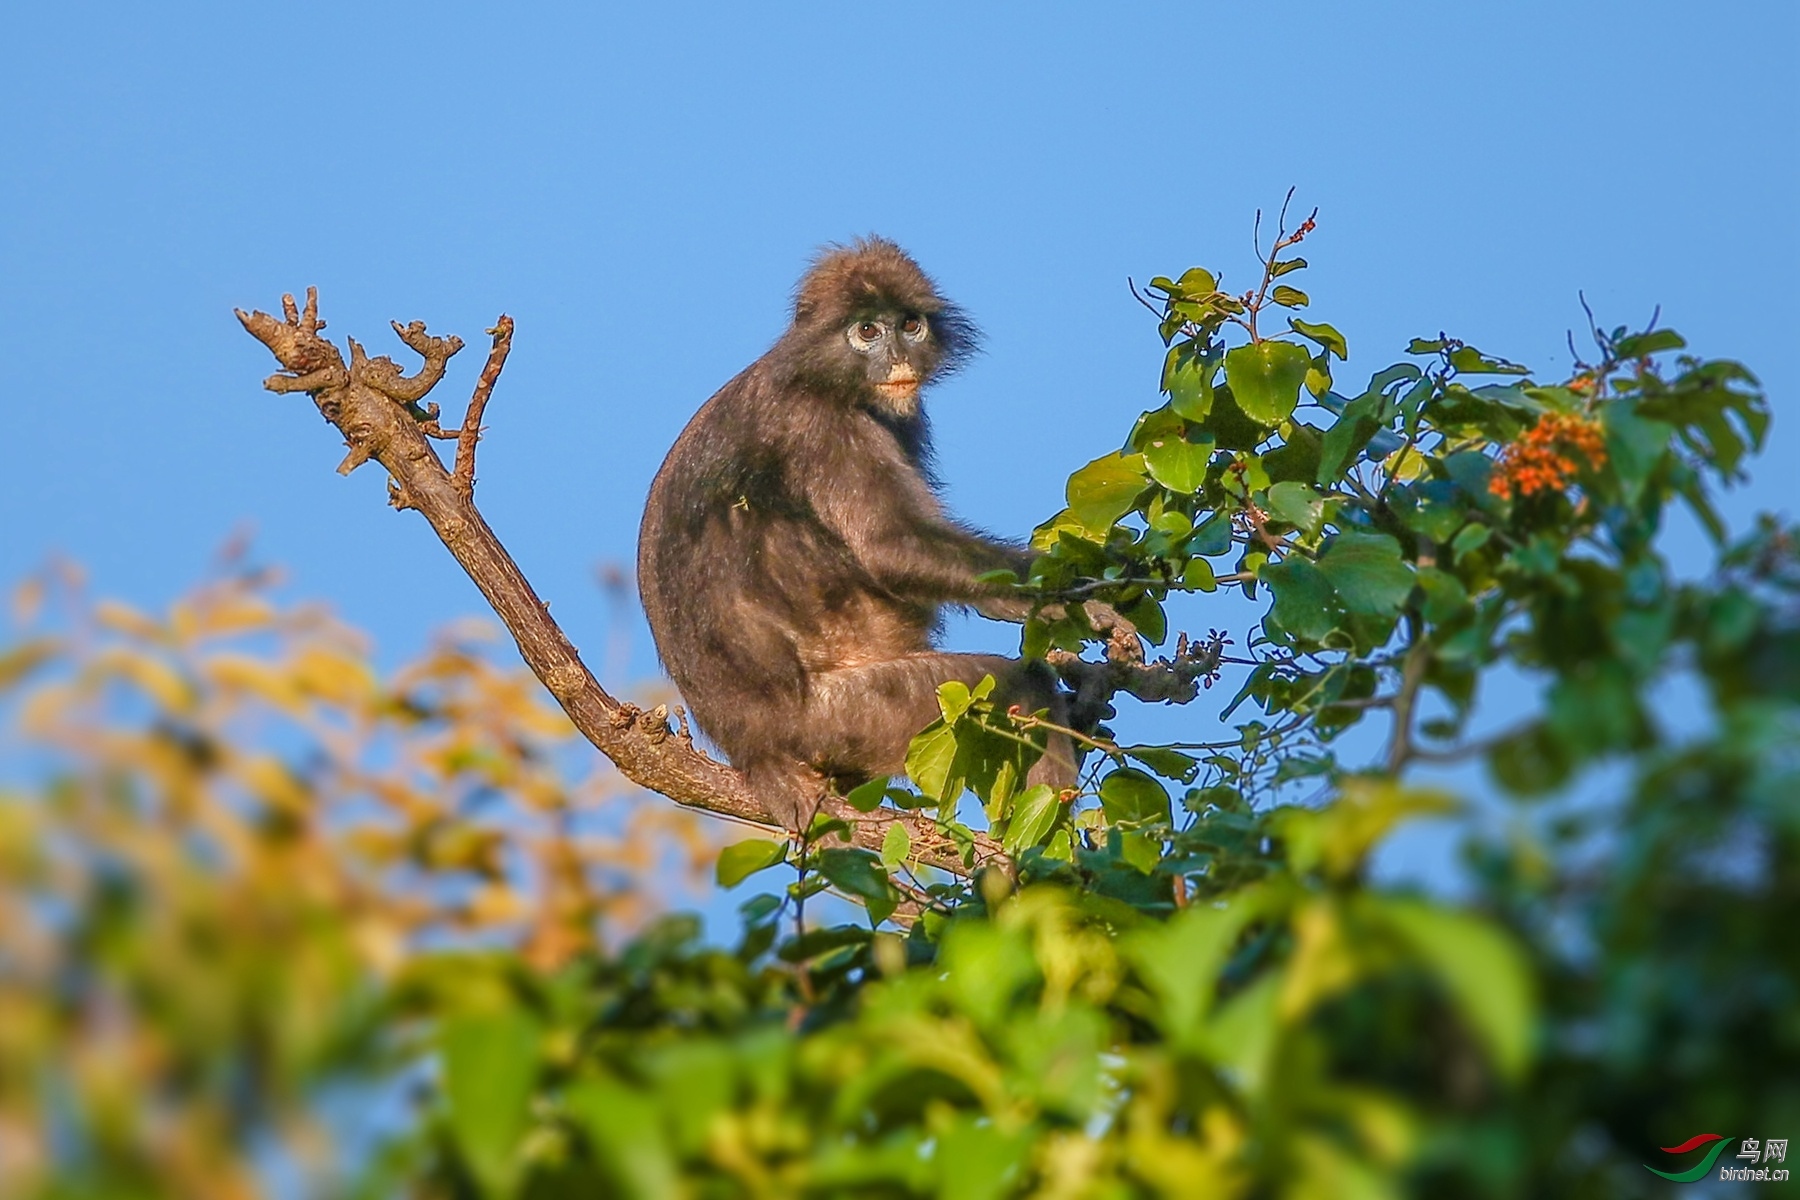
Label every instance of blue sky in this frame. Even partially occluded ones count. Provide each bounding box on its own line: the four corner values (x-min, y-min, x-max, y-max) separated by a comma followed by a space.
2, 2, 1795, 861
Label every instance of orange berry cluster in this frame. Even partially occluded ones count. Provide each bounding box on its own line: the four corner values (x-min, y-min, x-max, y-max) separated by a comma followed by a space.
1489, 412, 1608, 500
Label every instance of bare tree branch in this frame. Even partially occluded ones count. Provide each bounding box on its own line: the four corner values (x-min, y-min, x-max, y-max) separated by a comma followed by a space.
453, 315, 511, 502
236, 289, 998, 875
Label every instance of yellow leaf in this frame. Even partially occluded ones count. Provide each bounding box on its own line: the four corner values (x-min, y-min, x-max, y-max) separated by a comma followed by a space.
93, 599, 166, 642
294, 646, 376, 706
91, 647, 192, 714
465, 884, 528, 925
0, 638, 60, 692
1380, 443, 1432, 483
193, 595, 278, 641
17, 680, 77, 736
204, 653, 307, 715
233, 755, 312, 815
1273, 779, 1458, 881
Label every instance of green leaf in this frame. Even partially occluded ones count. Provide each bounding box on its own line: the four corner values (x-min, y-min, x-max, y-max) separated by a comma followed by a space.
1204, 973, 1282, 1095
1188, 512, 1234, 557
1150, 507, 1194, 537
940, 922, 1038, 1027
1176, 266, 1218, 293
1304, 353, 1332, 398
806, 813, 852, 841
1613, 328, 1686, 358
740, 892, 783, 923
1124, 892, 1263, 1043
1002, 784, 1061, 854
1370, 897, 1536, 1079
778, 922, 873, 963
1123, 746, 1201, 783
844, 776, 889, 813
1099, 767, 1172, 825
817, 848, 894, 909
1163, 343, 1219, 422
1274, 779, 1458, 880
1604, 400, 1673, 503
1451, 522, 1492, 562
1486, 722, 1573, 795
1181, 557, 1219, 592
879, 821, 912, 870
1260, 556, 1342, 645
1447, 344, 1529, 375
1205, 384, 1277, 450
1393, 480, 1465, 543
1416, 566, 1470, 625
1289, 318, 1348, 360
442, 1010, 540, 1196
1270, 257, 1307, 277
564, 1080, 678, 1199
1399, 374, 1434, 436
935, 1116, 1033, 1200
1315, 531, 1415, 617
906, 721, 961, 801
1119, 831, 1162, 874
936, 679, 976, 723
1119, 593, 1168, 647
1065, 452, 1149, 537
1271, 285, 1309, 308
1315, 392, 1383, 485
717, 838, 788, 888
1265, 481, 1325, 537
1264, 422, 1325, 483
1444, 450, 1504, 515
1142, 429, 1215, 494
1224, 341, 1311, 425
1130, 401, 1185, 453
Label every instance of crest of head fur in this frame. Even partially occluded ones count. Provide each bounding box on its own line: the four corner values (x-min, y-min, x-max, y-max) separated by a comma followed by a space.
790, 237, 979, 368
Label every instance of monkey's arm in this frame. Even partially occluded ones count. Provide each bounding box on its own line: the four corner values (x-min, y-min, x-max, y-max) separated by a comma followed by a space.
862, 515, 1034, 607
839, 510, 1135, 635
804, 465, 1134, 633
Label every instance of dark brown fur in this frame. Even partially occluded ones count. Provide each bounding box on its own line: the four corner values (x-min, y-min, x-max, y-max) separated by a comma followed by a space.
637, 238, 1074, 829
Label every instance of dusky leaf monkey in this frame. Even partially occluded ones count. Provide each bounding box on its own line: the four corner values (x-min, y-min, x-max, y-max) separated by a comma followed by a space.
638, 238, 1121, 830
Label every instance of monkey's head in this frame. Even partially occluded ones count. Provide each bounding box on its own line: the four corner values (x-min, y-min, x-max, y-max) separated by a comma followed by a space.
779, 237, 979, 420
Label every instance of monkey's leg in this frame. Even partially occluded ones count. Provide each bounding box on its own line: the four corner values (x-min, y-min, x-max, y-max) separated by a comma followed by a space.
741, 756, 834, 834
802, 654, 1077, 791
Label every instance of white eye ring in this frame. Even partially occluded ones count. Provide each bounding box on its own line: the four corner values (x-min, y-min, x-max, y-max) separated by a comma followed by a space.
900, 314, 929, 342
847, 321, 884, 352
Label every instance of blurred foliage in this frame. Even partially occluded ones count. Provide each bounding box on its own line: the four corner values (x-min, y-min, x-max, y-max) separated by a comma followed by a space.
0, 558, 725, 1197
4, 207, 1797, 1197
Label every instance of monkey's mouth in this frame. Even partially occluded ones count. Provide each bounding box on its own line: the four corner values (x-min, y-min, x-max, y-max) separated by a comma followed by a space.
874, 381, 919, 397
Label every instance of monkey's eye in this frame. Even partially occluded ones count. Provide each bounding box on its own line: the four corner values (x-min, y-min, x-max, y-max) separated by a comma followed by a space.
847, 321, 884, 351
900, 314, 927, 341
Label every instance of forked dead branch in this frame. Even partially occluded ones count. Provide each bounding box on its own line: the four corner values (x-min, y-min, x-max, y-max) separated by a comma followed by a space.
236, 289, 1209, 876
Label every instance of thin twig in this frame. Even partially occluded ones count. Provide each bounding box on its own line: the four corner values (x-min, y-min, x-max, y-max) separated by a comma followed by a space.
1385, 626, 1430, 773
453, 316, 513, 502
1126, 277, 1168, 321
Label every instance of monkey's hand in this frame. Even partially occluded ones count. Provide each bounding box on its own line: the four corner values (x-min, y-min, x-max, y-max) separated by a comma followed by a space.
1033, 598, 1143, 665
1078, 600, 1144, 666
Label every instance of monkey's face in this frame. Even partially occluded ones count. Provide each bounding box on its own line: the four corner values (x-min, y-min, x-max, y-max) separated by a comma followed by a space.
841, 310, 936, 417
